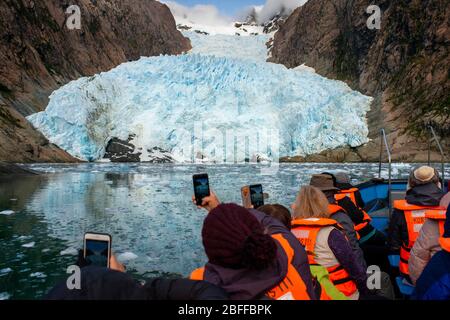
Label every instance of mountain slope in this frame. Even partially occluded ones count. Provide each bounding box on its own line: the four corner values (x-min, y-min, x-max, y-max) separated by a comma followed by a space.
0, 0, 191, 163
269, 0, 449, 161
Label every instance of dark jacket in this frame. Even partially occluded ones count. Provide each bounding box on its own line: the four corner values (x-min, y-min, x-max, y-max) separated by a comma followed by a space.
328, 229, 369, 294
202, 209, 316, 300
45, 266, 229, 300
388, 183, 444, 253
414, 250, 450, 300
330, 210, 367, 270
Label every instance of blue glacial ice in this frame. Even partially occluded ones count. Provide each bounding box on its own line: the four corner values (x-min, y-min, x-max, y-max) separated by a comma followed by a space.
27, 32, 372, 162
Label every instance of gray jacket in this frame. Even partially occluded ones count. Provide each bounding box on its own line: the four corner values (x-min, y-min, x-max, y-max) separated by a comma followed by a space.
409, 219, 442, 284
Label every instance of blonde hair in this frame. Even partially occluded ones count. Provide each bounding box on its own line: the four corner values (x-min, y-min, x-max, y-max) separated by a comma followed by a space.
292, 186, 330, 219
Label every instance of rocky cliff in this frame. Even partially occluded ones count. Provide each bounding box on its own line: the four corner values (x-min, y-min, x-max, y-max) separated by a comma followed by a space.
0, 0, 191, 163
270, 0, 449, 162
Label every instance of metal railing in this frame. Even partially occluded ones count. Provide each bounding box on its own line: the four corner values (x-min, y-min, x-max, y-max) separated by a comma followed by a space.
427, 125, 446, 189
378, 128, 393, 217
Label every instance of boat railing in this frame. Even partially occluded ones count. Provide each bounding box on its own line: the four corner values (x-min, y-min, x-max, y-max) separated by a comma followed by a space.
427, 125, 446, 190
378, 128, 392, 217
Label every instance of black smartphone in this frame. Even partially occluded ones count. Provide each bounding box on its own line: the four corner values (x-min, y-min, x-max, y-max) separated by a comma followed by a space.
84, 232, 112, 268
249, 184, 264, 209
193, 173, 210, 206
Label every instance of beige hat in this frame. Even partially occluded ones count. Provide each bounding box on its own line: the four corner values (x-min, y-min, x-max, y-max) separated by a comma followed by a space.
413, 166, 436, 183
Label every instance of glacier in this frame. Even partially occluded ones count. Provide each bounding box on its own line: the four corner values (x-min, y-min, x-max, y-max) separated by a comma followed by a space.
27, 32, 372, 162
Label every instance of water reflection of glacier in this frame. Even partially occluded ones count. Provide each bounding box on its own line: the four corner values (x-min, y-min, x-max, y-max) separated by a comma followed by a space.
24, 163, 449, 277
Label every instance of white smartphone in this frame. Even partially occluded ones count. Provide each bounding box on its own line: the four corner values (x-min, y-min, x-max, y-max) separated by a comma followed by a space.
83, 232, 112, 268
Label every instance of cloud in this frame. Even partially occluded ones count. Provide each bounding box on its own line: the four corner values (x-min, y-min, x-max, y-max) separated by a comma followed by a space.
240, 0, 308, 24
162, 1, 232, 27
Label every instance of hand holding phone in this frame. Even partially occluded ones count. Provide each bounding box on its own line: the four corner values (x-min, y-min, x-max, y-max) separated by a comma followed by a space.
242, 184, 264, 209
192, 191, 220, 212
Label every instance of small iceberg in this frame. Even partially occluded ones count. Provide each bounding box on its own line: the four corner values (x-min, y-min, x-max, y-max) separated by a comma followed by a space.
30, 272, 47, 278
60, 247, 78, 256
0, 268, 12, 274
0, 210, 14, 215
22, 242, 35, 248
0, 292, 11, 300
117, 252, 138, 262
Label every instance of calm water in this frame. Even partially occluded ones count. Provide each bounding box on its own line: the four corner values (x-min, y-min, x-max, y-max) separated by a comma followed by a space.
0, 163, 448, 300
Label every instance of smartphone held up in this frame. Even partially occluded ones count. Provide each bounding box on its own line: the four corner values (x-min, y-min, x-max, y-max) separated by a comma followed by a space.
241, 184, 264, 209
193, 173, 211, 206
83, 232, 112, 268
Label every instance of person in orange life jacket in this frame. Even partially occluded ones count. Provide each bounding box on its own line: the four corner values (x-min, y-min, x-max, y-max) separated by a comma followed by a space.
258, 203, 350, 300
322, 172, 390, 273
409, 191, 449, 284
414, 205, 450, 300
190, 192, 315, 300
330, 171, 366, 209
309, 174, 367, 269
388, 166, 445, 283
290, 186, 369, 300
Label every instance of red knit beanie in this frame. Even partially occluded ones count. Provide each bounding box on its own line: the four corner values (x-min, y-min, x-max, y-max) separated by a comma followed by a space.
202, 203, 277, 270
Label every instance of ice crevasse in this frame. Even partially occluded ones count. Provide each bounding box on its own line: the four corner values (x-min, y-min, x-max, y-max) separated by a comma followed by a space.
27, 36, 372, 162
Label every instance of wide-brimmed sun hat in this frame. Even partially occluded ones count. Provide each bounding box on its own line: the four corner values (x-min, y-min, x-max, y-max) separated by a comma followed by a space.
309, 174, 339, 191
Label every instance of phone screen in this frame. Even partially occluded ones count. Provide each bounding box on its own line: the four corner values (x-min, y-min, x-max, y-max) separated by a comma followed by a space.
250, 184, 264, 209
193, 174, 210, 205
85, 239, 110, 267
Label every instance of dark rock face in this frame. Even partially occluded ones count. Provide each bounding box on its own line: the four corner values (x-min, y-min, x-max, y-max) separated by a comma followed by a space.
269, 0, 449, 161
104, 137, 141, 163
104, 136, 175, 163
145, 147, 175, 163
0, 0, 191, 162
263, 13, 287, 34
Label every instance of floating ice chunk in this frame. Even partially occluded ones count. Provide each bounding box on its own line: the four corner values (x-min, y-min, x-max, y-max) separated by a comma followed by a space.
30, 272, 47, 278
22, 242, 35, 248
117, 252, 138, 262
60, 247, 78, 256
0, 210, 14, 215
0, 268, 12, 274
0, 292, 10, 300
42, 249, 51, 253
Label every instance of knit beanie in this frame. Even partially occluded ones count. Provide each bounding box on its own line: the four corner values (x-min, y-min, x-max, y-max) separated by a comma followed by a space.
202, 203, 277, 270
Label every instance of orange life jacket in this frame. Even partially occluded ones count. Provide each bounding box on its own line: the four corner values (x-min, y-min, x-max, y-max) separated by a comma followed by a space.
393, 200, 447, 276
190, 234, 311, 300
334, 189, 372, 236
291, 218, 358, 299
328, 203, 362, 240
439, 237, 450, 253
335, 188, 359, 206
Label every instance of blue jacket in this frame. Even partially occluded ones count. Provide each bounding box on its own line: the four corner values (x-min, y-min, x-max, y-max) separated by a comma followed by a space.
414, 250, 450, 300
